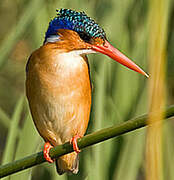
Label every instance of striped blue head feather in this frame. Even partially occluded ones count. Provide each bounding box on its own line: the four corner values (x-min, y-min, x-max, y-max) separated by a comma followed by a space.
44, 9, 106, 43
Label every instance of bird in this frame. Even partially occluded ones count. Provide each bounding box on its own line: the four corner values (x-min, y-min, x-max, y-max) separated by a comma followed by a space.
26, 8, 148, 175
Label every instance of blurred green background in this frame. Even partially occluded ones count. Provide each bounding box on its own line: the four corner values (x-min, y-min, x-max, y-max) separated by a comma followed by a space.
0, 0, 174, 179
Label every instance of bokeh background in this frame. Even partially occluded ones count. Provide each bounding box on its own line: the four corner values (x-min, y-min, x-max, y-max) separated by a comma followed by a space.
0, 0, 174, 179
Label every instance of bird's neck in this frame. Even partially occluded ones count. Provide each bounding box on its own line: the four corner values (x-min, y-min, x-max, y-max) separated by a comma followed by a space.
37, 43, 90, 70
56, 51, 89, 69
43, 41, 96, 56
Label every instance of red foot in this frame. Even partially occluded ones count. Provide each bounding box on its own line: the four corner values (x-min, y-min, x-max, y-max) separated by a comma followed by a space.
43, 142, 54, 163
70, 135, 81, 153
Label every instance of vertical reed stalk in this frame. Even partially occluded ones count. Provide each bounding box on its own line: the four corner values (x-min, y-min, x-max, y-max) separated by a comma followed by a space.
146, 0, 169, 179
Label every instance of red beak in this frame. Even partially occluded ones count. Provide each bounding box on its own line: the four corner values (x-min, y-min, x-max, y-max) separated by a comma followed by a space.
91, 40, 149, 77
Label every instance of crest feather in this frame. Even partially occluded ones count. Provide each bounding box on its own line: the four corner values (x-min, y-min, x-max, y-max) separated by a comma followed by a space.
45, 9, 106, 42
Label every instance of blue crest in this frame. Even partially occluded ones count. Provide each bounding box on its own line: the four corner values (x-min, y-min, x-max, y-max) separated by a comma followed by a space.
44, 9, 106, 42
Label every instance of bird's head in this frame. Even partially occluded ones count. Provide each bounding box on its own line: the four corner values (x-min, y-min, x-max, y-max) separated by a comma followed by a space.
44, 9, 148, 77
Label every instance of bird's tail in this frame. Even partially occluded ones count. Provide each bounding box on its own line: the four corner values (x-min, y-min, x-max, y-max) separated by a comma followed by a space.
55, 152, 79, 175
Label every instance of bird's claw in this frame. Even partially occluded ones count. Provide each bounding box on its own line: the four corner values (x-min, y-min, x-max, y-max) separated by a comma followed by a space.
43, 142, 54, 163
70, 135, 81, 154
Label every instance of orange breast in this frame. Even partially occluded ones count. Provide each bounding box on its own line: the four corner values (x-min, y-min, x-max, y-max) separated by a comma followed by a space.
26, 44, 91, 146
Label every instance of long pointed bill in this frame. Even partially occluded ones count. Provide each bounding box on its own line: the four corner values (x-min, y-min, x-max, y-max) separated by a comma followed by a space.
91, 40, 149, 77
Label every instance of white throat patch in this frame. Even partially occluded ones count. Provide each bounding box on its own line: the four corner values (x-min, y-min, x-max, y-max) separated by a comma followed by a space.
70, 49, 97, 55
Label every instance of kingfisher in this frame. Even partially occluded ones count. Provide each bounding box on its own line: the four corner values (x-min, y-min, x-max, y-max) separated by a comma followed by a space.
26, 9, 148, 175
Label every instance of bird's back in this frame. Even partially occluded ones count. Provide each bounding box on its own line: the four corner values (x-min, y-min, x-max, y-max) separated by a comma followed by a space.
26, 43, 91, 174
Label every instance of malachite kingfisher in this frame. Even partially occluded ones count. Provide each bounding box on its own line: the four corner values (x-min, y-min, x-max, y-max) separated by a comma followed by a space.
26, 9, 148, 175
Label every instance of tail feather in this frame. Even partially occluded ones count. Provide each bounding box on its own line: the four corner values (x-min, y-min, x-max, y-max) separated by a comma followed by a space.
55, 152, 79, 175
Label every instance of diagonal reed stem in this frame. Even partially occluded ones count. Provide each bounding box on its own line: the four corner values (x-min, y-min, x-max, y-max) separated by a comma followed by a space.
0, 105, 174, 178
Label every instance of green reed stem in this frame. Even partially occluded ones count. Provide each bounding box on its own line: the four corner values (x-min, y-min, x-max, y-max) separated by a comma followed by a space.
0, 105, 174, 178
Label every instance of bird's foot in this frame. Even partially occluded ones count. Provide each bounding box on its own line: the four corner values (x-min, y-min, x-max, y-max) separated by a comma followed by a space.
43, 142, 54, 163
70, 135, 81, 154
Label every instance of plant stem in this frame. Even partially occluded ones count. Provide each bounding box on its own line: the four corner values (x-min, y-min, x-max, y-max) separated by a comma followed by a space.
0, 105, 174, 178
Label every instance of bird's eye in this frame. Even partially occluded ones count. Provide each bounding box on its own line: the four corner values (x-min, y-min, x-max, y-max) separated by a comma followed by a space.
78, 32, 91, 43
